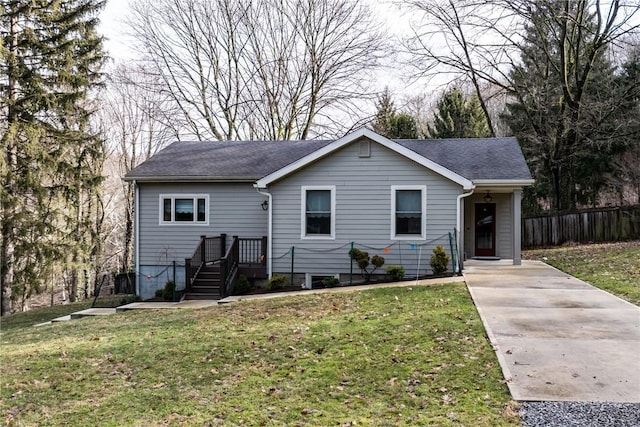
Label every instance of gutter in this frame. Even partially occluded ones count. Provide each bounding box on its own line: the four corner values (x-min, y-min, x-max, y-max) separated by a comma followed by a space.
254, 185, 272, 278
472, 179, 535, 187
134, 180, 140, 296
456, 188, 475, 272
123, 176, 259, 183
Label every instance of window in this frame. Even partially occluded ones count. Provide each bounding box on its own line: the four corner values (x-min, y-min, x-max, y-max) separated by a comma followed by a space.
160, 194, 209, 225
391, 186, 426, 239
302, 186, 335, 239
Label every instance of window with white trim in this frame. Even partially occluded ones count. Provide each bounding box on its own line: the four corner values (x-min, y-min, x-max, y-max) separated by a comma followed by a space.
302, 186, 335, 239
160, 194, 209, 225
391, 186, 426, 239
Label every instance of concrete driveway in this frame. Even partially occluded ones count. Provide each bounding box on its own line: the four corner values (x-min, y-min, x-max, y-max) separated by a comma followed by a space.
463, 260, 640, 403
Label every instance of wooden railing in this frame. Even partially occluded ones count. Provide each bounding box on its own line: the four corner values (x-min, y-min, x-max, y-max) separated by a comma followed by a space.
239, 236, 267, 265
220, 236, 240, 297
185, 234, 226, 292
185, 234, 268, 295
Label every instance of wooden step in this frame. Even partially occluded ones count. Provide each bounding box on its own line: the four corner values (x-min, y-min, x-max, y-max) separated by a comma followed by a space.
184, 292, 221, 300
186, 264, 223, 300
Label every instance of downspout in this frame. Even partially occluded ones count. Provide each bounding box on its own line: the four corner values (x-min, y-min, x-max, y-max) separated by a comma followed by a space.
134, 180, 140, 296
456, 187, 475, 272
254, 186, 272, 278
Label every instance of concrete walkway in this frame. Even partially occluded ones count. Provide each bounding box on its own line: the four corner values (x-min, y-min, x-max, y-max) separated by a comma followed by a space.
34, 277, 464, 326
464, 260, 640, 403
219, 276, 465, 303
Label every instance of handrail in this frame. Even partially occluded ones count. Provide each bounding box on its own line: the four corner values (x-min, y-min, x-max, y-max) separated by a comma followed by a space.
221, 236, 240, 297
185, 234, 226, 291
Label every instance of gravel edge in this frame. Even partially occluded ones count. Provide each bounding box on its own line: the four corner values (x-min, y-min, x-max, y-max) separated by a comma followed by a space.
519, 401, 640, 427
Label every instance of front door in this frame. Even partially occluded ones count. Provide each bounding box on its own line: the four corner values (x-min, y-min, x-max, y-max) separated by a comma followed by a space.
475, 203, 496, 257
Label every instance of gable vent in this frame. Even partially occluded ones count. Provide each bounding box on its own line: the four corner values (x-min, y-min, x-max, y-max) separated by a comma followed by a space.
359, 140, 371, 158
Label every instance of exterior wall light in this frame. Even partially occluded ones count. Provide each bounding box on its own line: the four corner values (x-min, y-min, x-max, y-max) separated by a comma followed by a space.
484, 191, 493, 203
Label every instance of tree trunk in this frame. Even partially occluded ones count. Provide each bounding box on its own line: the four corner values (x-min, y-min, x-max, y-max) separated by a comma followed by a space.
1, 224, 14, 316
1, 12, 17, 316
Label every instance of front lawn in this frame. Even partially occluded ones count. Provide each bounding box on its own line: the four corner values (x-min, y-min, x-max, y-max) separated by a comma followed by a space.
1, 283, 517, 426
523, 240, 640, 305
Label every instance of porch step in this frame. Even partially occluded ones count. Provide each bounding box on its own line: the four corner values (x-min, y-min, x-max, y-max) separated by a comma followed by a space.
184, 292, 221, 300
185, 264, 222, 300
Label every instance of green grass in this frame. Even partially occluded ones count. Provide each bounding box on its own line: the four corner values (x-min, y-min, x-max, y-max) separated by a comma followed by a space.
1, 301, 95, 331
1, 284, 518, 426
1, 295, 139, 332
524, 241, 640, 305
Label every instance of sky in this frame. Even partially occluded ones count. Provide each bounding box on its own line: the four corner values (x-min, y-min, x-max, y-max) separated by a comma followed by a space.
97, 0, 415, 95
97, 0, 640, 118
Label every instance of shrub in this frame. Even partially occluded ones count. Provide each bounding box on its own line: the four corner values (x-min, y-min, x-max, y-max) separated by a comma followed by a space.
162, 280, 176, 300
321, 276, 340, 288
430, 245, 450, 275
349, 248, 385, 283
234, 275, 253, 295
155, 289, 164, 298
386, 265, 405, 281
266, 274, 288, 291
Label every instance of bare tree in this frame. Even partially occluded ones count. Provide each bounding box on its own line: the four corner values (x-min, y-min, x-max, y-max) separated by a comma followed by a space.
98, 64, 176, 273
403, 0, 640, 212
126, 0, 387, 141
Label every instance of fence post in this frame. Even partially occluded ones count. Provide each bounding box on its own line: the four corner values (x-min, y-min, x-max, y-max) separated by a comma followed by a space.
290, 246, 295, 287
172, 260, 176, 301
448, 232, 456, 273
454, 228, 461, 272
185, 258, 191, 292
349, 242, 354, 285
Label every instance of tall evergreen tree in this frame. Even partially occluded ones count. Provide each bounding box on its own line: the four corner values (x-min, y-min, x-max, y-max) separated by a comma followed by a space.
502, 0, 635, 212
389, 113, 418, 139
1, 0, 106, 314
372, 87, 418, 139
428, 87, 490, 138
372, 87, 396, 136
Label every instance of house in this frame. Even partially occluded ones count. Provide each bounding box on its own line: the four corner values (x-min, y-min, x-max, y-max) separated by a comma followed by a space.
124, 128, 533, 300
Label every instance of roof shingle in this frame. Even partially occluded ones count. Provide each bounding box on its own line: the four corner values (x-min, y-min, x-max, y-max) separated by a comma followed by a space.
125, 136, 531, 182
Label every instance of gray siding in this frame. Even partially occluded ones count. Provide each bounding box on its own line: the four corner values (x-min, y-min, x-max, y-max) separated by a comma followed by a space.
138, 182, 268, 266
269, 140, 461, 283
463, 192, 513, 259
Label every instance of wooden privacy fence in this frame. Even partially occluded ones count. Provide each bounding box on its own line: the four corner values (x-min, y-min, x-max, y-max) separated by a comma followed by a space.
522, 205, 640, 248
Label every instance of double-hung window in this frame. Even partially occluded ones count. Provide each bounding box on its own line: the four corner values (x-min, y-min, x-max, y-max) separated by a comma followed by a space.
302, 186, 335, 239
160, 194, 209, 225
391, 186, 426, 239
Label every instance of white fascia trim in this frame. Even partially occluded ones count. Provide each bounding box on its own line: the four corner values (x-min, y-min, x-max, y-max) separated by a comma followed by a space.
134, 180, 140, 296
301, 185, 336, 240
472, 179, 535, 187
255, 128, 474, 190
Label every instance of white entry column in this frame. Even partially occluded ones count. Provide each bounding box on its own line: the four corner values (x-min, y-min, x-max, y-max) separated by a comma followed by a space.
512, 189, 522, 265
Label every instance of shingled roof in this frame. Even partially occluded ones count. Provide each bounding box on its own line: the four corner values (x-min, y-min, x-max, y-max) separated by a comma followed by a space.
125, 133, 532, 183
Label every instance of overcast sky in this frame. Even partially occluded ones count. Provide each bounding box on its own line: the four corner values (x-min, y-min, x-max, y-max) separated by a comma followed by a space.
97, 0, 416, 99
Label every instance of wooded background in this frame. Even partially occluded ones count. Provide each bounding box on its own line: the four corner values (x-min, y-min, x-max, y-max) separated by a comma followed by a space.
2, 0, 639, 314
